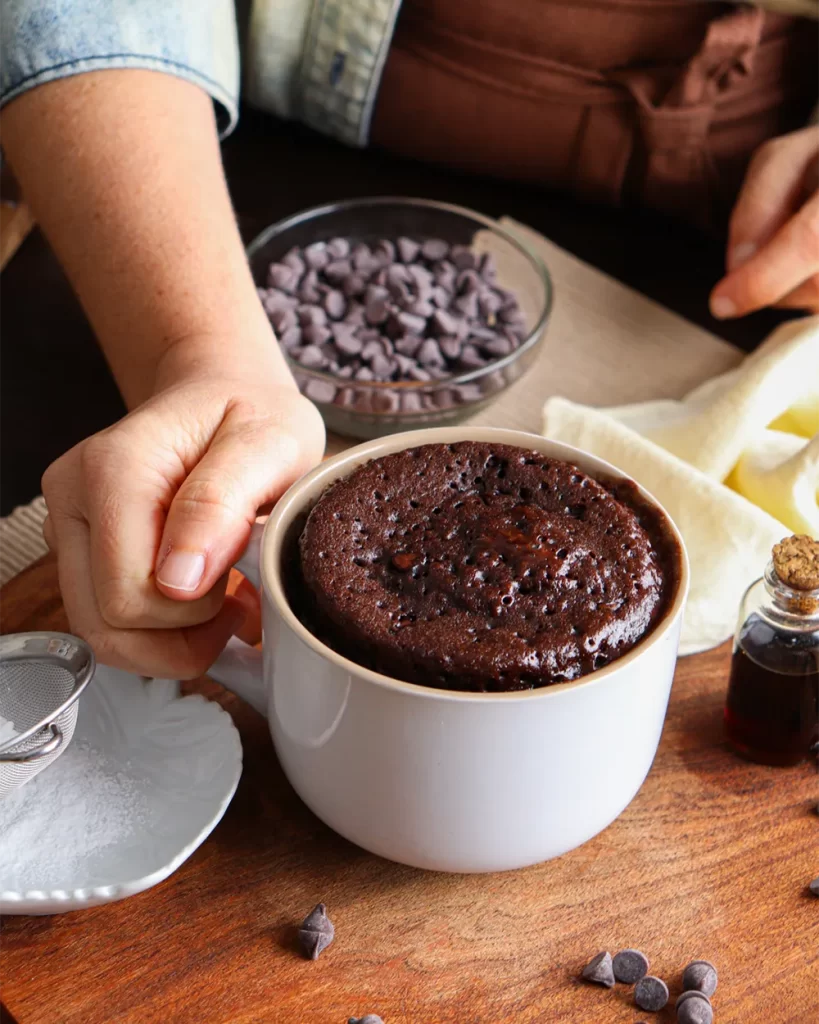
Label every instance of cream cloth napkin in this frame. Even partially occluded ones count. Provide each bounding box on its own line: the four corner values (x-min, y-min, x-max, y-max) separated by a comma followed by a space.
543, 316, 819, 654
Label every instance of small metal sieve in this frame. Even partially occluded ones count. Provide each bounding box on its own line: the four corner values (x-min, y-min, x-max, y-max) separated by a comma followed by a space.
0, 632, 95, 796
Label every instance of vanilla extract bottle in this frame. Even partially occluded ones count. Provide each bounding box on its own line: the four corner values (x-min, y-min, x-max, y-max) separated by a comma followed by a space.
724, 535, 819, 767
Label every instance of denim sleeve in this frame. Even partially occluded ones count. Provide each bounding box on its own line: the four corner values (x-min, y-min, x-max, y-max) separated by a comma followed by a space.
1, 0, 240, 137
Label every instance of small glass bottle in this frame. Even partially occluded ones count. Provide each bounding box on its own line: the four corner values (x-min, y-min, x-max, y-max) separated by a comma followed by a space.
724, 535, 819, 767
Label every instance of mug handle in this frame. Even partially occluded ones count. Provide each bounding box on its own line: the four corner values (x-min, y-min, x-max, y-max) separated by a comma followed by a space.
208, 521, 268, 716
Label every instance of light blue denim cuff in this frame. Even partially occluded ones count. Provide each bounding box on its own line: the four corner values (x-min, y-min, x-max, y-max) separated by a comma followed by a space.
1, 1, 240, 137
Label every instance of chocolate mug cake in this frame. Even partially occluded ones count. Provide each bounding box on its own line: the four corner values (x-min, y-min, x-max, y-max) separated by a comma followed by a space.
292, 441, 674, 692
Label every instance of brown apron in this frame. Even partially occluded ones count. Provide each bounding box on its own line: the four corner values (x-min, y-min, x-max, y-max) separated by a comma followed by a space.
371, 0, 817, 231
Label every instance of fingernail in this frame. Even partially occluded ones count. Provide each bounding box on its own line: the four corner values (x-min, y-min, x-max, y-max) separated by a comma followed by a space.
729, 242, 756, 270
711, 295, 737, 320
157, 549, 205, 591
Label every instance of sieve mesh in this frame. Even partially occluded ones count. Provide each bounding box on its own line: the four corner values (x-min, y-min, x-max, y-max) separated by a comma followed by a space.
0, 633, 95, 796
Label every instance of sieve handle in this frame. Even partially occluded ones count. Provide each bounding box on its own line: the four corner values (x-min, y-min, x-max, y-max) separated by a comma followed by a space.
0, 723, 63, 763
208, 522, 266, 715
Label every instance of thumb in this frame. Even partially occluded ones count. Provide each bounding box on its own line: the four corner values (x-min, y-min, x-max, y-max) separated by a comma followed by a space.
155, 418, 310, 600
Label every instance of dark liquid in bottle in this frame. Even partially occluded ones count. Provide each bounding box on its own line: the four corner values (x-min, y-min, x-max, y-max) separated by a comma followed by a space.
725, 614, 819, 766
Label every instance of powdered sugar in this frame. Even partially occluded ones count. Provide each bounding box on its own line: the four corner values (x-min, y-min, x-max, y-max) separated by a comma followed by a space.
0, 712, 20, 747
0, 737, 148, 892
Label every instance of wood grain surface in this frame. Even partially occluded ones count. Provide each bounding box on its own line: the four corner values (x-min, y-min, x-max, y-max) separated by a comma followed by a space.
1, 556, 817, 1024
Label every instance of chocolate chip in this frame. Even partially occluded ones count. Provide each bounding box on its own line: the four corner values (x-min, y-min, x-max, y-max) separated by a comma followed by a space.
478, 290, 503, 317
407, 299, 434, 319
304, 379, 336, 403
484, 336, 514, 358
451, 245, 477, 271
613, 950, 649, 984
421, 238, 449, 261
355, 366, 375, 381
457, 269, 481, 294
299, 345, 326, 368
500, 305, 526, 325
439, 337, 462, 361
298, 304, 327, 327
373, 238, 395, 263
430, 308, 458, 337
418, 339, 445, 368
267, 264, 297, 292
282, 252, 306, 278
280, 326, 302, 351
346, 303, 367, 327
408, 365, 432, 382
479, 252, 498, 281
303, 324, 332, 346
433, 263, 456, 292
635, 976, 668, 1012
364, 297, 389, 325
397, 311, 427, 336
431, 286, 452, 308
406, 264, 433, 291
327, 237, 350, 259
676, 991, 713, 1024
397, 237, 420, 263
299, 269, 322, 303
453, 291, 479, 319
343, 273, 368, 298
582, 951, 615, 988
351, 243, 373, 270
298, 903, 334, 960
324, 259, 352, 285
323, 290, 347, 320
335, 331, 363, 357
304, 242, 329, 270
348, 1016, 384, 1024
395, 335, 423, 357
370, 353, 394, 378
270, 307, 298, 333
387, 278, 412, 305
810, 877, 819, 897
458, 345, 486, 369
401, 391, 424, 412
682, 960, 718, 996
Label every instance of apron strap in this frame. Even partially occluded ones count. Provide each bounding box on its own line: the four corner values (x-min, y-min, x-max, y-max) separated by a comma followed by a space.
611, 7, 766, 226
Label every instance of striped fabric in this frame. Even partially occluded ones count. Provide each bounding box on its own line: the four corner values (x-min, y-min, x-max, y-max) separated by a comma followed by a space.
0, 496, 49, 587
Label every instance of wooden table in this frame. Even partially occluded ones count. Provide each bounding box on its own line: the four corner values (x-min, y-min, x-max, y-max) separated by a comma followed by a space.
2, 557, 817, 1024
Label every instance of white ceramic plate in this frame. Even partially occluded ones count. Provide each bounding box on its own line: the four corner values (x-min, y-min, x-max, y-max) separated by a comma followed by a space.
0, 666, 242, 915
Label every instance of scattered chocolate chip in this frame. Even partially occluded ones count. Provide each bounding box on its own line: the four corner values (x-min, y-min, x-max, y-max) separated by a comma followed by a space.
298, 903, 334, 960
613, 949, 649, 984
810, 877, 819, 897
682, 960, 718, 996
348, 1016, 384, 1024
635, 976, 669, 1012
676, 991, 713, 1024
582, 951, 615, 988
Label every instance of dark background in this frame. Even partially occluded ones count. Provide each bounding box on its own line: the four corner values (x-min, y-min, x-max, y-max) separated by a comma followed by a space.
0, 109, 789, 515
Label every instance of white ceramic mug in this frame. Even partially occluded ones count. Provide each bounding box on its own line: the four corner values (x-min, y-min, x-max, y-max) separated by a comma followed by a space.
210, 427, 689, 873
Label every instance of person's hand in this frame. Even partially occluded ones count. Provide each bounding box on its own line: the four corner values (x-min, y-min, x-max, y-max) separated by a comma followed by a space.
42, 370, 324, 678
711, 126, 819, 319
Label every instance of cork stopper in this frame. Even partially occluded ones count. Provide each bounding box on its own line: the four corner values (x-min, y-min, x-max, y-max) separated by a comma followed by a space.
772, 535, 819, 592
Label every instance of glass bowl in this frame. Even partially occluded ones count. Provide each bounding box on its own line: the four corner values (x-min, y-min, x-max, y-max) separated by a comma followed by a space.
247, 197, 552, 439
